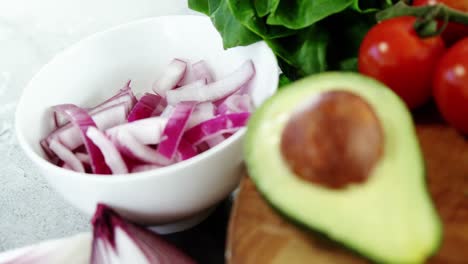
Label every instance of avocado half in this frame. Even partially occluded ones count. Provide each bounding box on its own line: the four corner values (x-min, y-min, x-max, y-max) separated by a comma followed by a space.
245, 72, 442, 263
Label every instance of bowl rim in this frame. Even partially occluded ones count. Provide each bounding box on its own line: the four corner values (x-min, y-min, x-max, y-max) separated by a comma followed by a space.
15, 15, 279, 183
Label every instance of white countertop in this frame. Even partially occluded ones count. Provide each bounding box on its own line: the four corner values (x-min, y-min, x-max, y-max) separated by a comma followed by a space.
0, 0, 194, 251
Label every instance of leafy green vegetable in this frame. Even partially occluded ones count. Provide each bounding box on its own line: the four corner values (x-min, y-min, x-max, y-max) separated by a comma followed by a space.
254, 0, 280, 18
227, 0, 295, 39
188, 0, 394, 80
208, 0, 261, 48
267, 0, 353, 29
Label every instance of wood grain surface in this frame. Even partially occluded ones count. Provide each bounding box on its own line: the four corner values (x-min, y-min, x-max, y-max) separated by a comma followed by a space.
227, 117, 468, 264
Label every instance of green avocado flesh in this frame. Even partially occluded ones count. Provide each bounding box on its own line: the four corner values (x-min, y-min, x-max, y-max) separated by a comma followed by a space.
245, 72, 442, 263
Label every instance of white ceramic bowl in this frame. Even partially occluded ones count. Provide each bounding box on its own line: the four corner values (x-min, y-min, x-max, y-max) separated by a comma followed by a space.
15, 15, 278, 232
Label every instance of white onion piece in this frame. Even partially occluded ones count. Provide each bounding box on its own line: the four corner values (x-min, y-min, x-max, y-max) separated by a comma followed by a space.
0, 233, 91, 264
46, 103, 128, 150
106, 117, 168, 145
166, 60, 255, 105
186, 102, 215, 129
192, 60, 214, 83
87, 127, 128, 174
152, 59, 187, 96
49, 139, 85, 173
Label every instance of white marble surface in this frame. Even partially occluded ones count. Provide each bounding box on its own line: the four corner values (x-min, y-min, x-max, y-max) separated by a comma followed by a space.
0, 0, 195, 251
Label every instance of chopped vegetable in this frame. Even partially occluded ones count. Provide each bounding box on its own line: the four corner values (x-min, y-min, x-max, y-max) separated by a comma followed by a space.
87, 127, 128, 174
41, 59, 255, 175
166, 60, 255, 105
152, 59, 187, 96
53, 104, 111, 174
184, 112, 250, 146
127, 93, 164, 122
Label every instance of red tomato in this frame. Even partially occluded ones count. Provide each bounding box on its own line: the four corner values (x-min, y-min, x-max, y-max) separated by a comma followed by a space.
358, 16, 446, 109
413, 0, 468, 46
433, 38, 468, 134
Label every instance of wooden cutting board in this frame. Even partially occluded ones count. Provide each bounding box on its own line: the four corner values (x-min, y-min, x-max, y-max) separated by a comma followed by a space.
226, 110, 468, 264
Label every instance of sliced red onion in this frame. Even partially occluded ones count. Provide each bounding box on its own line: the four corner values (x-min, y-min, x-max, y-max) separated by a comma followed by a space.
86, 127, 128, 174
176, 139, 198, 161
46, 103, 128, 151
205, 135, 225, 148
0, 233, 91, 264
49, 139, 85, 173
106, 117, 167, 145
127, 93, 164, 122
217, 94, 253, 115
192, 60, 214, 84
152, 59, 187, 96
54, 81, 136, 127
184, 112, 250, 146
187, 102, 215, 129
113, 130, 164, 165
166, 60, 255, 105
75, 152, 90, 165
159, 105, 174, 119
131, 164, 162, 173
54, 104, 111, 174
91, 204, 195, 264
156, 102, 196, 164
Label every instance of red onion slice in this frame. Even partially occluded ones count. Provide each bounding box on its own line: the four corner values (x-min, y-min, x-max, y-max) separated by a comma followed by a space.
54, 104, 111, 174
187, 102, 215, 129
75, 152, 90, 165
166, 60, 255, 105
106, 117, 167, 145
113, 130, 164, 165
156, 102, 196, 164
176, 139, 198, 161
49, 139, 85, 173
91, 204, 195, 264
184, 112, 250, 146
217, 94, 253, 115
192, 60, 214, 84
46, 103, 128, 151
86, 127, 128, 174
152, 59, 187, 96
54, 81, 136, 127
127, 93, 164, 122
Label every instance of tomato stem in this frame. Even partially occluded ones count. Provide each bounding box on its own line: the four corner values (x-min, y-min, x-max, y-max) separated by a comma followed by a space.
377, 1, 468, 25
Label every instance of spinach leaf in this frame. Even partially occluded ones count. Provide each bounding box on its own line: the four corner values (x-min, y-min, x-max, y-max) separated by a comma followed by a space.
209, 0, 262, 48
254, 0, 280, 17
267, 25, 329, 79
188, 0, 209, 14
266, 0, 353, 29
227, 0, 295, 39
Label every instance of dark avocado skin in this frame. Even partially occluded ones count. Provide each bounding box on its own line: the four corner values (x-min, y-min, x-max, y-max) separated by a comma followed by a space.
244, 72, 442, 264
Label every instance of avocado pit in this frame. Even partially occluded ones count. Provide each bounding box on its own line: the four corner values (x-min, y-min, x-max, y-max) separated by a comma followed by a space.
280, 91, 383, 189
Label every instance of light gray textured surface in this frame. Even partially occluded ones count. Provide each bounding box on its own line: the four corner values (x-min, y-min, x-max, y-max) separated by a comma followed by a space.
0, 0, 193, 251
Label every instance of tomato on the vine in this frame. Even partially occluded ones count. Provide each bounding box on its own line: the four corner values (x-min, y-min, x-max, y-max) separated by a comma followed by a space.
413, 0, 468, 46
358, 16, 446, 109
433, 38, 468, 134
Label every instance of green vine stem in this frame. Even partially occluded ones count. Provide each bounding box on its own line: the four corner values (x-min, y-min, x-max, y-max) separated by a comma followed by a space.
377, 1, 468, 25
